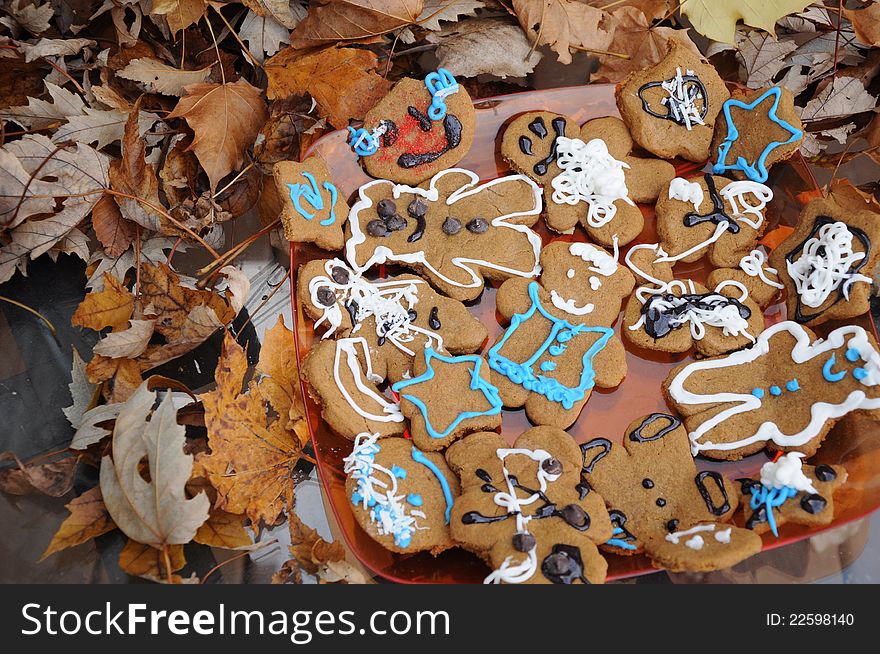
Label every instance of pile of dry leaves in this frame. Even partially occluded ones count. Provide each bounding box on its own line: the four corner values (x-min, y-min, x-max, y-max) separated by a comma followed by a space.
0, 0, 878, 583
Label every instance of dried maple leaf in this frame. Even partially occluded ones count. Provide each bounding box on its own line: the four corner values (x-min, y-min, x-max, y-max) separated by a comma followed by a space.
18, 37, 96, 62
92, 319, 156, 359
290, 0, 423, 49
5, 0, 53, 34
194, 509, 256, 549
265, 46, 390, 127
150, 0, 208, 34
116, 58, 211, 97
64, 348, 97, 429
139, 263, 235, 336
0, 451, 77, 497
119, 539, 187, 582
92, 194, 135, 258
736, 30, 799, 89
801, 76, 877, 123
41, 486, 116, 560
278, 511, 364, 583
254, 94, 321, 168
167, 80, 268, 190
239, 10, 293, 64
72, 272, 134, 332
680, 0, 813, 45
241, 0, 304, 28
845, 3, 880, 48
100, 382, 211, 548
196, 317, 309, 526
429, 18, 543, 79
512, 0, 613, 65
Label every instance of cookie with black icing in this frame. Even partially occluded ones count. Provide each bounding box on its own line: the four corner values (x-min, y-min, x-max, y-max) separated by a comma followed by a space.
344, 433, 460, 554
446, 427, 613, 584
616, 40, 730, 162
769, 196, 880, 327
488, 239, 634, 429
350, 69, 475, 186
297, 258, 487, 383
391, 349, 502, 452
737, 452, 847, 537
663, 320, 880, 460
273, 155, 347, 251
501, 112, 674, 247
345, 168, 543, 302
580, 413, 762, 572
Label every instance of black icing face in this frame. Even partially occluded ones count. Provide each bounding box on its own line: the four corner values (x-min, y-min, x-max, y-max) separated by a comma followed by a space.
637, 72, 709, 127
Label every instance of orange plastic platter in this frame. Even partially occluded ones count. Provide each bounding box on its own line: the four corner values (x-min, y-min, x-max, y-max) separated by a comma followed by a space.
291, 84, 880, 583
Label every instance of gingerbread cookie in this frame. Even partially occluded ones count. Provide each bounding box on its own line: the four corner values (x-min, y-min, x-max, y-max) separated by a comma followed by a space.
616, 40, 730, 162
487, 240, 634, 429
664, 321, 880, 460
348, 68, 475, 185
446, 427, 613, 584
656, 174, 773, 267
642, 522, 763, 573
345, 168, 543, 302
712, 85, 804, 183
297, 258, 487, 382
302, 338, 405, 440
769, 196, 880, 327
707, 247, 784, 309
344, 433, 460, 553
273, 156, 346, 251
391, 349, 502, 452
580, 413, 761, 571
738, 453, 847, 537
501, 112, 674, 246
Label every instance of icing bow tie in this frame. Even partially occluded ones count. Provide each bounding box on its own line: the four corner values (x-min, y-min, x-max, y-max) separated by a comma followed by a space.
425, 68, 460, 121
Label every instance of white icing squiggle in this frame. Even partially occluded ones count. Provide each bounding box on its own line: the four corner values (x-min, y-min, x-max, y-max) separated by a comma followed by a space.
666, 523, 716, 544
720, 181, 773, 229
549, 137, 633, 228
334, 338, 404, 424
668, 177, 704, 212
786, 220, 873, 308
760, 452, 817, 494
740, 248, 784, 290
550, 290, 594, 315
662, 67, 705, 130
551, 239, 620, 314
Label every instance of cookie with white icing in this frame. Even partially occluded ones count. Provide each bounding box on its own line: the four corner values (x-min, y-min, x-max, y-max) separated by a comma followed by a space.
297, 258, 487, 383
769, 196, 880, 327
707, 247, 783, 309
446, 427, 613, 584
642, 522, 762, 573
663, 321, 880, 460
345, 168, 543, 302
738, 453, 847, 536
273, 155, 347, 251
580, 413, 760, 571
616, 40, 730, 162
488, 239, 634, 429
344, 433, 460, 554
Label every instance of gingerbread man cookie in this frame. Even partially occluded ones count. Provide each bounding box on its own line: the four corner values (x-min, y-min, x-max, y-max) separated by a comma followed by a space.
348, 68, 475, 186
345, 168, 543, 302
446, 427, 613, 584
580, 413, 762, 572
344, 433, 460, 553
769, 196, 880, 327
273, 155, 346, 251
488, 240, 635, 429
663, 321, 880, 460
297, 258, 487, 382
615, 40, 730, 162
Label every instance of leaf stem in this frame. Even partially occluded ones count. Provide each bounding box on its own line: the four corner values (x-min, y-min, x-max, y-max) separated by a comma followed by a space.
0, 296, 58, 336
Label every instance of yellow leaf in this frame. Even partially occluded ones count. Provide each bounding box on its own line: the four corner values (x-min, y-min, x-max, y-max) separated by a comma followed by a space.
151, 0, 208, 34
680, 0, 813, 44
41, 486, 116, 560
194, 510, 255, 549
119, 540, 186, 580
72, 272, 133, 332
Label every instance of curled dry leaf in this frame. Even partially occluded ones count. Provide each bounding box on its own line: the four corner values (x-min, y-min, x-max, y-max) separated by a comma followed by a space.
254, 94, 320, 168
17, 37, 96, 62
218, 266, 251, 314
845, 3, 880, 48
119, 539, 186, 582
680, 0, 814, 45
41, 486, 117, 560
116, 58, 211, 96
241, 0, 305, 29
0, 451, 78, 498
736, 30, 799, 89
429, 18, 543, 79
194, 510, 257, 550
290, 0, 424, 49
238, 10, 292, 65
92, 193, 135, 258
92, 319, 156, 359
801, 76, 877, 122
150, 0, 208, 34
265, 46, 390, 127
167, 80, 268, 190
100, 382, 210, 548
63, 348, 97, 429
512, 0, 613, 65
6, 0, 54, 35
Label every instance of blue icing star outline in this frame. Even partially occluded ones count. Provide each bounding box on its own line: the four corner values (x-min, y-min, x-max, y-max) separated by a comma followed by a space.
712, 86, 803, 183
392, 349, 502, 440
286, 171, 338, 226
488, 281, 614, 410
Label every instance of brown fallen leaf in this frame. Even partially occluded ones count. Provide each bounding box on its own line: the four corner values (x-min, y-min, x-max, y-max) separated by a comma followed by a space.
0, 451, 78, 497
512, 0, 613, 65
196, 317, 310, 526
92, 194, 135, 258
119, 539, 186, 581
290, 0, 424, 49
41, 486, 117, 560
72, 272, 133, 332
194, 510, 256, 549
429, 18, 543, 79
265, 46, 391, 127
167, 80, 268, 190
116, 58, 212, 97
150, 0, 208, 34
254, 94, 321, 168
92, 319, 156, 359
845, 4, 880, 48
277, 510, 364, 583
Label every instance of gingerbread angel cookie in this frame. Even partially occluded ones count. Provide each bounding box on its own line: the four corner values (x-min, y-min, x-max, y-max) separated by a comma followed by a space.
273, 155, 346, 251
501, 112, 674, 247
488, 239, 634, 429
391, 349, 502, 452
738, 453, 847, 537
580, 413, 761, 572
345, 168, 543, 302
297, 258, 487, 382
446, 427, 613, 584
663, 321, 880, 460
616, 40, 730, 162
344, 433, 460, 553
656, 173, 774, 267
769, 196, 880, 327
347, 68, 475, 186
707, 247, 784, 309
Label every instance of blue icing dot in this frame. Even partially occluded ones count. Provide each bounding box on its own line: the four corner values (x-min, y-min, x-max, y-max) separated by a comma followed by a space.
549, 344, 567, 356
351, 491, 363, 505
391, 465, 407, 479
396, 534, 411, 548
786, 379, 800, 392
846, 348, 861, 362
854, 367, 868, 381
752, 388, 764, 399
557, 330, 573, 343
367, 497, 377, 507
822, 354, 847, 382
770, 385, 782, 396
406, 493, 423, 507
540, 361, 556, 372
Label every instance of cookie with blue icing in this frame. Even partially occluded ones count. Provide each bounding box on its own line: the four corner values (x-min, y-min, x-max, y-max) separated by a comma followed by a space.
344, 433, 460, 554
273, 155, 346, 251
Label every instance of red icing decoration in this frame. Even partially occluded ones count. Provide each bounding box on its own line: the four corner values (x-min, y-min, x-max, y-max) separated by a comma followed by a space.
375, 100, 453, 168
